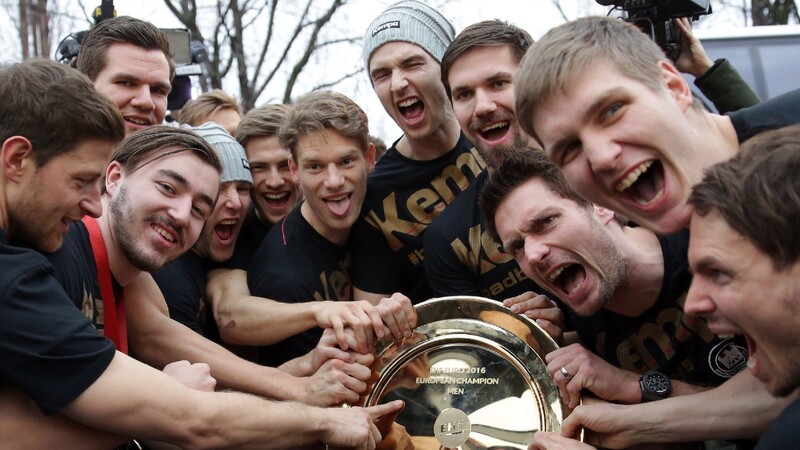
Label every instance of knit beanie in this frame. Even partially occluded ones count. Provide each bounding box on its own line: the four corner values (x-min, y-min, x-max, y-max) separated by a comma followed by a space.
362, 0, 455, 72
190, 122, 253, 184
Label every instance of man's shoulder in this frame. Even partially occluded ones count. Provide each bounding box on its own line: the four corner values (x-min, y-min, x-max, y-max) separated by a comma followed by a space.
0, 233, 53, 287
426, 176, 483, 237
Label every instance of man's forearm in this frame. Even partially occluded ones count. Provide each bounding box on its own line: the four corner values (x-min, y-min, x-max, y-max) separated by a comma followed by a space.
623, 370, 792, 444
207, 269, 319, 345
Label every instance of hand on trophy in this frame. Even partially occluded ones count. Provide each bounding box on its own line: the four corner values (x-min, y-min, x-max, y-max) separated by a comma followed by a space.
322, 400, 405, 450
559, 399, 642, 450
503, 291, 564, 343
528, 431, 596, 450
545, 344, 641, 409
315, 300, 384, 353
300, 353, 374, 406
375, 399, 414, 450
301, 328, 375, 377
375, 292, 418, 340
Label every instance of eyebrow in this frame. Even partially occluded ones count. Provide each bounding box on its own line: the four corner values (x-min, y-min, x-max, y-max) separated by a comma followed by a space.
111, 72, 171, 93
157, 168, 216, 210
549, 87, 626, 155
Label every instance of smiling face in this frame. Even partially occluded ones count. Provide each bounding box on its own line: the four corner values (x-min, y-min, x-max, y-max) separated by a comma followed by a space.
494, 177, 627, 316
106, 149, 220, 271
246, 135, 300, 225
193, 180, 251, 262
685, 211, 800, 397
7, 138, 115, 253
448, 45, 529, 168
92, 43, 171, 135
531, 60, 712, 234
369, 41, 452, 141
290, 130, 374, 245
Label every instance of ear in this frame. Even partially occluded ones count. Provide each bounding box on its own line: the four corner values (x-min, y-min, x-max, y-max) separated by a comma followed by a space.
1, 136, 35, 182
365, 143, 376, 169
104, 160, 124, 196
288, 157, 300, 185
659, 60, 694, 112
593, 205, 617, 225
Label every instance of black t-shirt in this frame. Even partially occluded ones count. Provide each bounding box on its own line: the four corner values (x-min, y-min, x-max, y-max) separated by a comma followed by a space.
756, 398, 800, 449
728, 88, 800, 142
216, 204, 272, 271
248, 206, 351, 366
46, 221, 114, 332
350, 133, 484, 303
0, 228, 115, 415
153, 251, 220, 341
424, 171, 543, 300
571, 230, 748, 385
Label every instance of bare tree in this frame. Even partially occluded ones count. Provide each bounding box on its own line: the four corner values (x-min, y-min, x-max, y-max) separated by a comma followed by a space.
751, 0, 799, 24
164, 0, 360, 110
10, 0, 52, 59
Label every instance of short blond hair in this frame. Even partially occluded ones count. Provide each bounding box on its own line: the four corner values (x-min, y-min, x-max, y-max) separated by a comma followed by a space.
179, 89, 242, 126
515, 16, 667, 144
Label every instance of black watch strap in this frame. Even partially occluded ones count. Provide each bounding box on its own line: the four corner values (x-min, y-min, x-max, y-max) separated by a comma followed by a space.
639, 370, 672, 402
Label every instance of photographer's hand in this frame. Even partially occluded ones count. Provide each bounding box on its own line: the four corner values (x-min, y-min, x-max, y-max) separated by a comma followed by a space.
674, 17, 714, 78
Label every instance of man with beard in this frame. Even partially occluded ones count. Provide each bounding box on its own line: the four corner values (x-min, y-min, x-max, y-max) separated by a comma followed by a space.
0, 59, 399, 449
526, 126, 800, 450
481, 150, 756, 443
247, 91, 416, 367
507, 15, 797, 447
352, 0, 484, 304
47, 125, 377, 407
423, 20, 551, 321
153, 122, 253, 339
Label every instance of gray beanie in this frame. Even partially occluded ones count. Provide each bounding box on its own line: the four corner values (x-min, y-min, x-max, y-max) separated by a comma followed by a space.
362, 0, 455, 72
189, 122, 253, 184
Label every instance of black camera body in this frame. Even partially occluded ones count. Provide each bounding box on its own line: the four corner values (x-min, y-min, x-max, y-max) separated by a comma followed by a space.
597, 0, 712, 60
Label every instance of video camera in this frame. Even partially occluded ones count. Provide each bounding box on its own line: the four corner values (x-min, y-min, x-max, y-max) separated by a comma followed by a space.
55, 0, 208, 110
596, 0, 712, 60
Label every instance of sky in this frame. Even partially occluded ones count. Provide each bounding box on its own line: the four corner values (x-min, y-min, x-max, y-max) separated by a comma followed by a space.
2, 0, 760, 142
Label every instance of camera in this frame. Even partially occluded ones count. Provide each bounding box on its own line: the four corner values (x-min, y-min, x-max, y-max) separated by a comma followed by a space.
596, 0, 712, 60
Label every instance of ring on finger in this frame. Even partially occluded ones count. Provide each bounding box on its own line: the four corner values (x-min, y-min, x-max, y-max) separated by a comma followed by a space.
560, 366, 572, 380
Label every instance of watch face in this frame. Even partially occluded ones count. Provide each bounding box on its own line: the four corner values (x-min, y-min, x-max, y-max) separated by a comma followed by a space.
644, 372, 670, 394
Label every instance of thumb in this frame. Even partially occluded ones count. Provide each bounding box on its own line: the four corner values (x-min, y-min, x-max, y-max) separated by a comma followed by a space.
368, 400, 405, 434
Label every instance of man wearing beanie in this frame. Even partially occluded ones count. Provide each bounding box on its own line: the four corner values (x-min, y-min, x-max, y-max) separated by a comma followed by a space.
352, 0, 485, 304
154, 122, 253, 337
45, 125, 375, 408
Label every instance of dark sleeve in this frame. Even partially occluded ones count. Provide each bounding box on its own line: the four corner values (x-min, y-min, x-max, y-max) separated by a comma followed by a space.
423, 219, 480, 297
153, 263, 203, 334
248, 269, 309, 302
349, 216, 402, 295
755, 400, 800, 449
728, 88, 800, 143
0, 265, 115, 415
694, 58, 760, 114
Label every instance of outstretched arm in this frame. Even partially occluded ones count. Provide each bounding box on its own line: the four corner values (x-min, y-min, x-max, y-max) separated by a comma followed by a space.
560, 370, 794, 448
126, 272, 370, 407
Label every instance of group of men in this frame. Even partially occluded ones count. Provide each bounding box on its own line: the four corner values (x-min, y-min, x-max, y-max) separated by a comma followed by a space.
1, 0, 799, 448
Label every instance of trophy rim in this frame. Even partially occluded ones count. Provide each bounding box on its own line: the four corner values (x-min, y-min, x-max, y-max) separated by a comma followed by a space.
357, 295, 581, 445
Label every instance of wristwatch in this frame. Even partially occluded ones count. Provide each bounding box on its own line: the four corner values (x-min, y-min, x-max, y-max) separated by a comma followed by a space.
639, 370, 671, 402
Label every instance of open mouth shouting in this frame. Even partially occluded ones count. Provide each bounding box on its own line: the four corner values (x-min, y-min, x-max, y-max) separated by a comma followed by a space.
397, 97, 424, 125
615, 160, 666, 207
214, 218, 238, 243
547, 262, 587, 299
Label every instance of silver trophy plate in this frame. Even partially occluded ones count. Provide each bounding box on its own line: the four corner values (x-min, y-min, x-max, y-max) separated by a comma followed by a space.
357, 296, 576, 449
